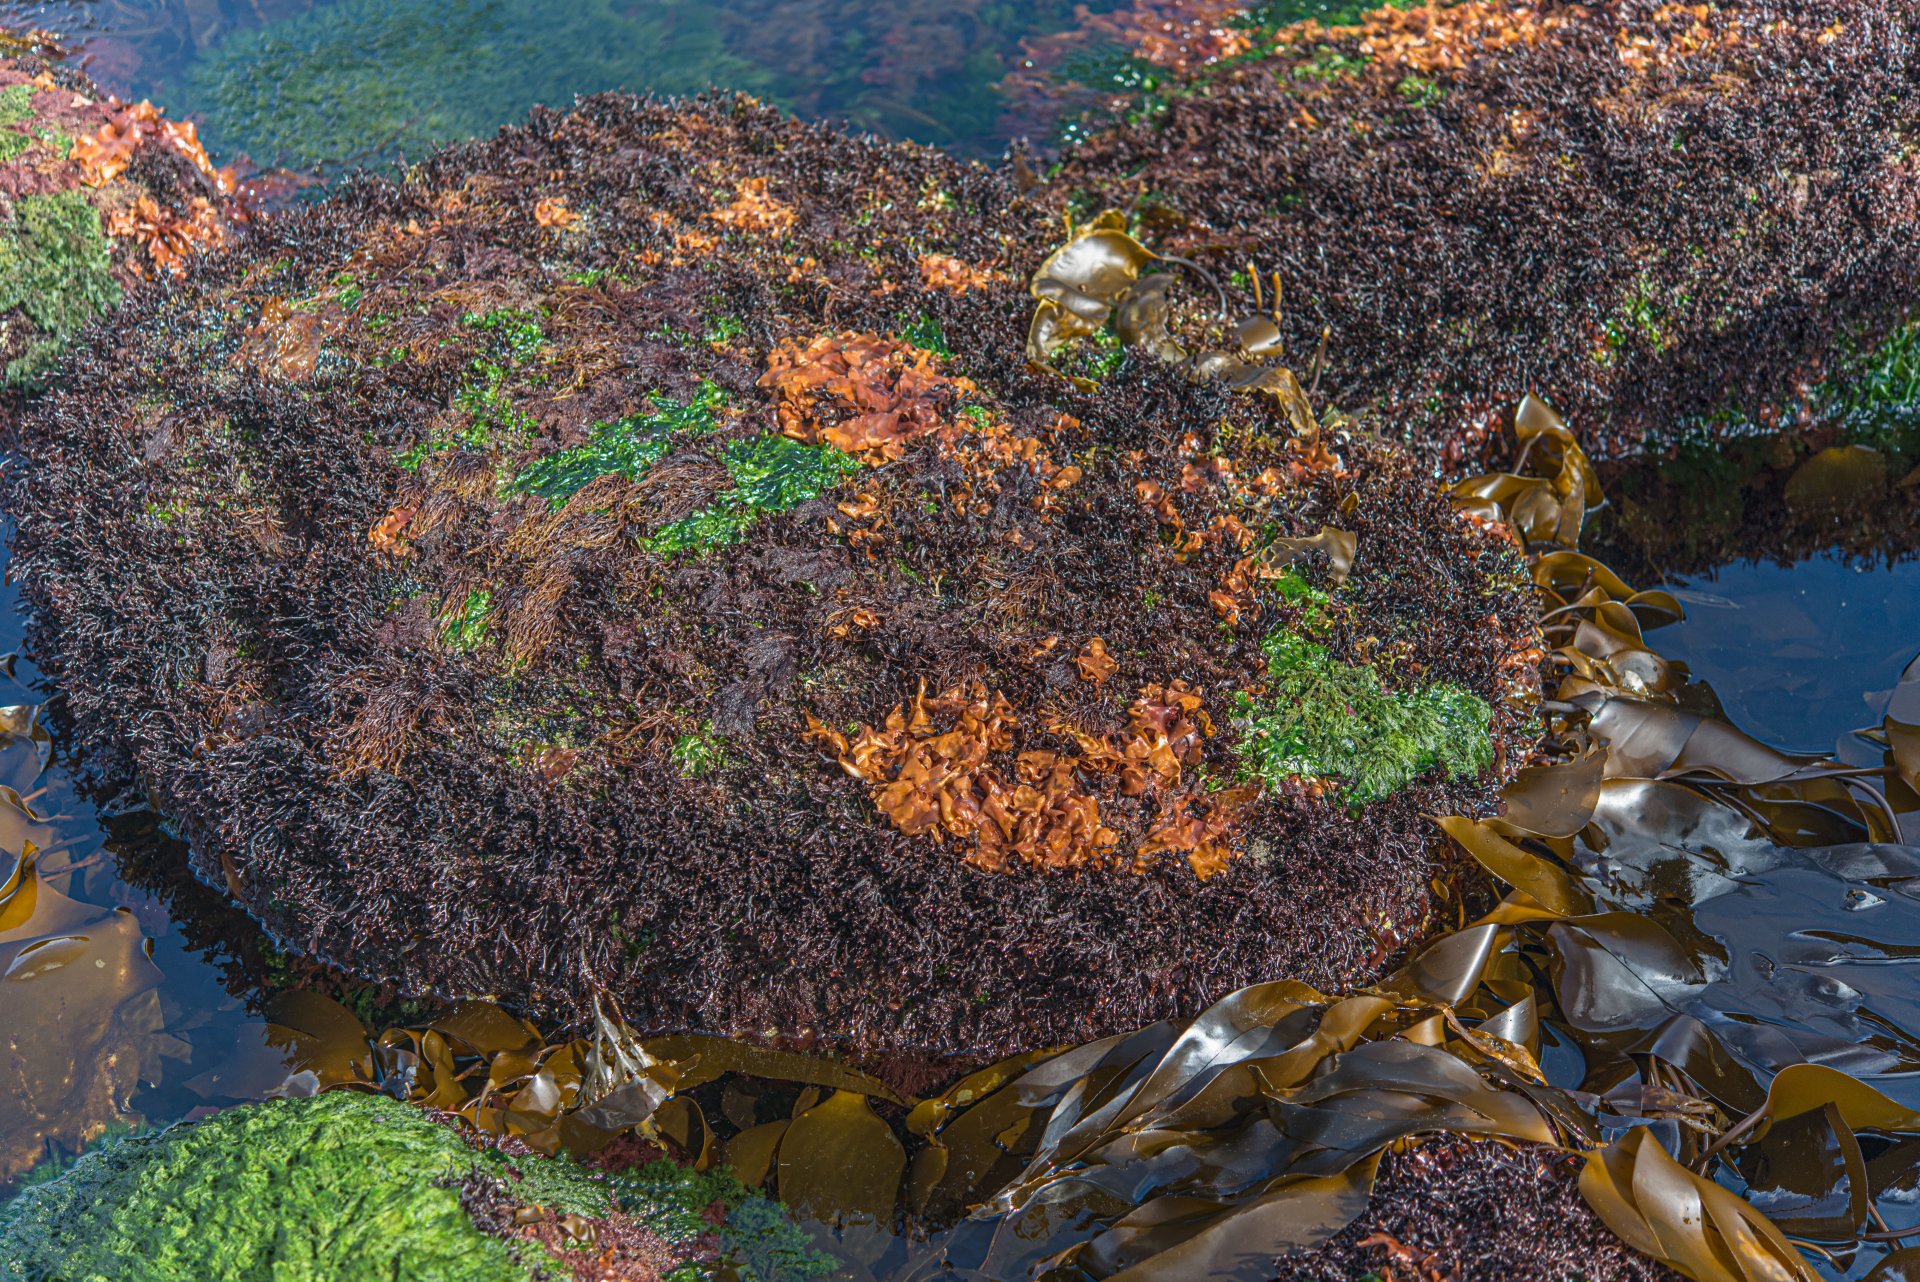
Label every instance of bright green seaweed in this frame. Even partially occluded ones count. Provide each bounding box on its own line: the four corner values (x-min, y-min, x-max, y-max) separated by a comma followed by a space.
0, 190, 123, 386
647, 433, 861, 556
507, 382, 726, 506
0, 1093, 578, 1281
1233, 620, 1494, 806
0, 1092, 833, 1282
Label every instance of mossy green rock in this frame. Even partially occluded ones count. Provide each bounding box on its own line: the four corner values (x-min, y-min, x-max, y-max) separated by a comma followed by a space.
0, 1092, 593, 1281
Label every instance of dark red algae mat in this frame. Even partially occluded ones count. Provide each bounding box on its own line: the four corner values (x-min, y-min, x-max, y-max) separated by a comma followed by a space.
1056, 0, 1920, 462
2, 90, 1540, 1061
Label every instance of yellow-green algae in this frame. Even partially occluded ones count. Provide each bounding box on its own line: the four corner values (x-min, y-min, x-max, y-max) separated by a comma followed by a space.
0, 1092, 582, 1281
0, 191, 122, 386
1232, 577, 1494, 804
0, 1092, 835, 1282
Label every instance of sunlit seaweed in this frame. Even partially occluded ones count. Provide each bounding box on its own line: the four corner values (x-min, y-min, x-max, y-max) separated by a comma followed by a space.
1051, 0, 1920, 458
234, 397, 1920, 1282
6, 91, 1535, 1060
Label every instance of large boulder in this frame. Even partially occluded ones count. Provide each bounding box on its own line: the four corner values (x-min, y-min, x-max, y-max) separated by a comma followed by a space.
4, 93, 1535, 1058
1055, 0, 1920, 459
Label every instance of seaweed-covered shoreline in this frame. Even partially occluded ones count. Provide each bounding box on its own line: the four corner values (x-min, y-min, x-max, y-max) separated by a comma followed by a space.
1056, 0, 1920, 459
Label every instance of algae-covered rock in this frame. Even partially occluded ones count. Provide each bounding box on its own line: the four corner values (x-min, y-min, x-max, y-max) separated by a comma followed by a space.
1, 1092, 591, 1280
0, 1091, 824, 1282
4, 92, 1536, 1058
1055, 0, 1920, 458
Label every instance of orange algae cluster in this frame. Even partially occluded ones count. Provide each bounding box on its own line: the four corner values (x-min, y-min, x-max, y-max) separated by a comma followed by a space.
762, 331, 977, 464
806, 681, 1119, 875
704, 174, 797, 235
807, 674, 1246, 880
69, 97, 236, 276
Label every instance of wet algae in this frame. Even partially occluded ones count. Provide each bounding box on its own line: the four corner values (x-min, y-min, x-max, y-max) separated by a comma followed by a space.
4, 91, 1539, 1061
0, 1091, 824, 1281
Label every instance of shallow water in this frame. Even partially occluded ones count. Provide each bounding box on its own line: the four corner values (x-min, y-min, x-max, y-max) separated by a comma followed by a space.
0, 0, 1140, 164
1653, 554, 1920, 755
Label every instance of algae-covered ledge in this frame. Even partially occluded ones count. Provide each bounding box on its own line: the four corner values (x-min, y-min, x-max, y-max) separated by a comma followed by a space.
5, 89, 1538, 1061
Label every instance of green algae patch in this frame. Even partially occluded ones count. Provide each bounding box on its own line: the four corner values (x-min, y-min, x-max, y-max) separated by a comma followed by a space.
440, 589, 495, 653
647, 433, 860, 556
0, 191, 122, 385
1234, 627, 1494, 805
508, 383, 727, 507
0, 1092, 595, 1281
0, 83, 33, 161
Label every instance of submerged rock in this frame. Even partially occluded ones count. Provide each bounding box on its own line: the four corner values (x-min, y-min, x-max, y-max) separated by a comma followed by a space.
4, 92, 1535, 1058
0, 1090, 826, 1281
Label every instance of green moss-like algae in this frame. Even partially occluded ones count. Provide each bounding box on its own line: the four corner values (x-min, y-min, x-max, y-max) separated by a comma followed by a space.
612, 1161, 836, 1282
0, 1091, 836, 1282
647, 433, 861, 556
508, 383, 727, 507
1234, 628, 1494, 806
0, 83, 34, 161
0, 1092, 586, 1281
0, 191, 122, 386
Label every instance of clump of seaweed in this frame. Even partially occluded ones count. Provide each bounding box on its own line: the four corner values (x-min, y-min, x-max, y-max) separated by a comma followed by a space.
0, 53, 240, 386
4, 90, 1535, 1061
1235, 624, 1493, 805
1052, 0, 1920, 458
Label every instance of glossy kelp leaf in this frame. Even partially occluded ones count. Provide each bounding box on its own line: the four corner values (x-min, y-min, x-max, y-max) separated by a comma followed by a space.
429, 1000, 541, 1058
1023, 212, 1323, 433
1453, 394, 1598, 550
1534, 552, 1685, 628
0, 704, 53, 794
1867, 1248, 1920, 1281
1260, 525, 1356, 586
264, 990, 378, 1089
1580, 1128, 1820, 1282
643, 1033, 908, 1105
1027, 211, 1157, 381
1736, 1101, 1870, 1242
1583, 695, 1822, 785
1497, 746, 1606, 838
1548, 913, 1707, 1036
777, 1090, 906, 1228
1434, 815, 1593, 916
1755, 1064, 1920, 1139
723, 1119, 790, 1190
1084, 1158, 1380, 1282
0, 857, 177, 1183
905, 1047, 1061, 1139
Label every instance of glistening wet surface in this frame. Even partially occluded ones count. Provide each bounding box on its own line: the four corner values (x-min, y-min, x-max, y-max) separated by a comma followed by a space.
1651, 554, 1920, 756
0, 0, 1140, 164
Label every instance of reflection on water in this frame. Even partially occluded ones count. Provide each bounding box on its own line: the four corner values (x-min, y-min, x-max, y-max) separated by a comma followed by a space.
0, 0, 1132, 164
0, 524, 426, 1187
0, 539, 253, 1182
1654, 555, 1920, 755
